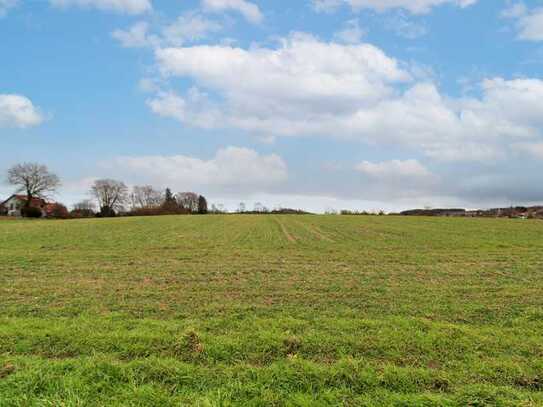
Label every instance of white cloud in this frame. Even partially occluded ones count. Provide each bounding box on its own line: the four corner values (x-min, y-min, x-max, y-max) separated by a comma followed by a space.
155, 33, 410, 106
502, 3, 543, 41
501, 2, 526, 19
354, 159, 438, 195
0, 0, 18, 17
149, 34, 543, 162
105, 147, 288, 194
334, 19, 366, 44
147, 91, 187, 122
512, 142, 543, 159
0, 94, 44, 128
313, 0, 477, 14
112, 22, 155, 48
517, 11, 543, 41
50, 0, 152, 14
355, 159, 431, 178
112, 13, 222, 49
162, 13, 222, 46
201, 0, 263, 24
385, 13, 428, 39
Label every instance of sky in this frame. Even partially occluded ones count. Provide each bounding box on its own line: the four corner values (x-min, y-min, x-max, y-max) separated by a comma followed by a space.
1, 0, 543, 213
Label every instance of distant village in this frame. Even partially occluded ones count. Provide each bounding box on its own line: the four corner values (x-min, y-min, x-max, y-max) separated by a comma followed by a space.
397, 207, 543, 219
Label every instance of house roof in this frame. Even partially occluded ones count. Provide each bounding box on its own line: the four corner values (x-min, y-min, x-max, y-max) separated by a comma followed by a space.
1, 194, 48, 207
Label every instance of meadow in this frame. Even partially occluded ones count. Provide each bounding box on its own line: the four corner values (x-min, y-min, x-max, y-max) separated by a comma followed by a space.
0, 215, 542, 406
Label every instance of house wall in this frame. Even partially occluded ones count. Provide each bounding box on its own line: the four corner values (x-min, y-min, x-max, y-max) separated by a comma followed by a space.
4, 197, 23, 217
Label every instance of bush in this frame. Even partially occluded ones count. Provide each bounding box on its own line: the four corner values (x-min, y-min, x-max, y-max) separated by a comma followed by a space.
21, 206, 42, 218
127, 207, 191, 217
48, 203, 70, 219
70, 209, 95, 218
98, 206, 116, 217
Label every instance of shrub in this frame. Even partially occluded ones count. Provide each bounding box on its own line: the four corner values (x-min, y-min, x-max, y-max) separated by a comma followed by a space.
98, 206, 116, 217
127, 207, 191, 217
21, 206, 42, 218
70, 209, 95, 218
48, 203, 70, 219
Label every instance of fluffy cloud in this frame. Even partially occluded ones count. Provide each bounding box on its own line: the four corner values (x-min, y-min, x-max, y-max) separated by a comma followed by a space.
50, 0, 152, 14
106, 147, 288, 194
0, 94, 44, 128
0, 0, 18, 17
313, 0, 477, 14
201, 0, 263, 24
502, 3, 543, 41
149, 34, 543, 162
155, 33, 410, 108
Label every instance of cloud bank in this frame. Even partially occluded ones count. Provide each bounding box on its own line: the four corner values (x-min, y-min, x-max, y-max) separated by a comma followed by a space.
148, 34, 543, 163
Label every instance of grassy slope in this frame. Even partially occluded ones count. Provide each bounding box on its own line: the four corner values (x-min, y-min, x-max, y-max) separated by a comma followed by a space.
0, 215, 542, 406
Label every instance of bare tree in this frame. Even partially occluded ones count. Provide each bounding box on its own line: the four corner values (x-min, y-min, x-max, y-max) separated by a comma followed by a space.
6, 163, 60, 207
238, 202, 246, 213
130, 185, 163, 210
176, 192, 200, 213
72, 199, 96, 218
210, 203, 225, 214
73, 199, 96, 212
90, 179, 128, 216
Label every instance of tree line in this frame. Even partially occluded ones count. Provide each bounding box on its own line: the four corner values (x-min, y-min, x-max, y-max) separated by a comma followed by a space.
3, 162, 312, 218
2, 162, 210, 218
88, 180, 208, 217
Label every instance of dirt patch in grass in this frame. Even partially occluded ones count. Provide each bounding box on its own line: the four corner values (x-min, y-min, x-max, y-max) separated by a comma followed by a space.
0, 363, 15, 379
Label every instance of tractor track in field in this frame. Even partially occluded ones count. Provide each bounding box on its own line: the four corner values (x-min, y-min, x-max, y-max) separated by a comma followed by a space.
274, 218, 296, 242
295, 221, 335, 242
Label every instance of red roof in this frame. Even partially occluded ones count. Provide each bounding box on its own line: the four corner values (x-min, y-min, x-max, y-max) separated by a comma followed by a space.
4, 195, 47, 207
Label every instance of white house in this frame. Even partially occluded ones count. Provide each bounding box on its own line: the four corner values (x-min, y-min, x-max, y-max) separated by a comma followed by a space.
0, 195, 47, 217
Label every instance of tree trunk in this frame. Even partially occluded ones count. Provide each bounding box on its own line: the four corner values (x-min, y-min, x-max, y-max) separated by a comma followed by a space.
25, 191, 32, 208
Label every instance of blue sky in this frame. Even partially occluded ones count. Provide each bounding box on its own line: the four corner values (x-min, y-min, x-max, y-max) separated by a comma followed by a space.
1, 0, 543, 212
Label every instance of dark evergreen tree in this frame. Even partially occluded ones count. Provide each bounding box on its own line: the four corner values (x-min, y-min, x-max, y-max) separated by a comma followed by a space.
198, 195, 208, 214
165, 188, 175, 203
161, 188, 179, 213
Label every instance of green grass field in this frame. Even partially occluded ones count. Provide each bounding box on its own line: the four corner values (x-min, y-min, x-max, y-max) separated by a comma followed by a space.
1, 215, 542, 406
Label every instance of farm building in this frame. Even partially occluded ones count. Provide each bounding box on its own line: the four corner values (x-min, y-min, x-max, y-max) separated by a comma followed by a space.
0, 195, 48, 217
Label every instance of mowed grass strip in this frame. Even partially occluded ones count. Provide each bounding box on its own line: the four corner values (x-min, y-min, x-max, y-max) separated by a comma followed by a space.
1, 215, 543, 405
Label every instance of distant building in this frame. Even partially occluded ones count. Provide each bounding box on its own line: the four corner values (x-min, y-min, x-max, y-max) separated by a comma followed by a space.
0, 195, 48, 217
